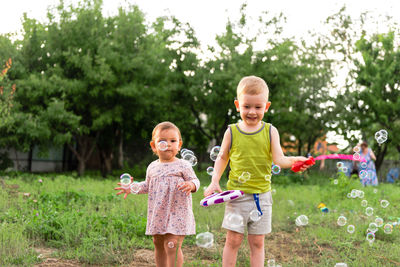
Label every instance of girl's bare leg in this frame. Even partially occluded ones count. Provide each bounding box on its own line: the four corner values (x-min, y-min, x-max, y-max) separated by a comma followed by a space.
164, 234, 185, 267
153, 235, 167, 267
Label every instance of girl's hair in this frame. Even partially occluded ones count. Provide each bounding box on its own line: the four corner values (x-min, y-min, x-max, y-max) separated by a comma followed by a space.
152, 121, 182, 141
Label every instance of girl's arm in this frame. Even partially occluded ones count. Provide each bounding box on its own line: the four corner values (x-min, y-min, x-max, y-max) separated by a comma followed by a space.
369, 148, 377, 161
204, 128, 231, 196
270, 125, 308, 168
177, 161, 200, 195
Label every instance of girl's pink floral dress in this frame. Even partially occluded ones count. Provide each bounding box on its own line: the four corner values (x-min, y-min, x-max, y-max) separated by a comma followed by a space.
137, 158, 200, 235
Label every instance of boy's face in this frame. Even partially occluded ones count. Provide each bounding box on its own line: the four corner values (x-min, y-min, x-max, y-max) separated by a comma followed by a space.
234, 93, 271, 127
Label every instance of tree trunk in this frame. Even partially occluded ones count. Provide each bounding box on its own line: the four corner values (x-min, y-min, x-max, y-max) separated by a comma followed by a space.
77, 158, 85, 176
99, 148, 113, 177
117, 129, 124, 169
67, 134, 98, 176
375, 143, 387, 173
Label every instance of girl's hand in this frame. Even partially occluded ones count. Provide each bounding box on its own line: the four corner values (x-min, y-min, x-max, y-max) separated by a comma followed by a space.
204, 182, 222, 197
177, 181, 196, 196
114, 176, 133, 199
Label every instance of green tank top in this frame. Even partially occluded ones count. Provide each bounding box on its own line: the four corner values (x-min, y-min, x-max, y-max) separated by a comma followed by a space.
227, 122, 272, 193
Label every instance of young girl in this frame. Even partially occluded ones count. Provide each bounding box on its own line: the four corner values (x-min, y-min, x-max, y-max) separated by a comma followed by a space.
115, 121, 200, 267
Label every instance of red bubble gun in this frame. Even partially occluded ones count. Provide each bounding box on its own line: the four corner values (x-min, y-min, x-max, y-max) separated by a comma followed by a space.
291, 157, 315, 172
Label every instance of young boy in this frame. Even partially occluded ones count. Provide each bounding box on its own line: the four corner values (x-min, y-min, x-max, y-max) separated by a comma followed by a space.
204, 76, 312, 267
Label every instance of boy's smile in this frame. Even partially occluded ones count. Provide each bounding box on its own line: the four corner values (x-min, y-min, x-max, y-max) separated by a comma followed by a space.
234, 93, 271, 129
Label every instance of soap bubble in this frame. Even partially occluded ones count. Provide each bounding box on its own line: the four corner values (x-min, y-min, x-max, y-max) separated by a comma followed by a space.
336, 162, 344, 169
287, 200, 294, 206
383, 224, 393, 234
353, 153, 360, 160
359, 170, 368, 179
353, 146, 360, 153
358, 190, 365, 198
347, 225, 355, 234
206, 166, 214, 176
130, 182, 141, 194
380, 200, 389, 208
210, 146, 221, 161
368, 222, 378, 233
333, 179, 338, 185
225, 213, 244, 228
267, 259, 276, 267
350, 189, 358, 198
295, 215, 309, 226
157, 141, 168, 151
337, 216, 347, 226
360, 162, 367, 169
347, 193, 352, 198
238, 171, 251, 183
271, 165, 281, 175
120, 173, 131, 189
180, 148, 189, 156
196, 232, 214, 248
361, 200, 368, 207
335, 263, 348, 267
183, 153, 197, 166
341, 166, 348, 173
366, 232, 375, 243
375, 129, 388, 144
167, 241, 175, 248
373, 188, 378, 194
265, 174, 271, 182
271, 188, 276, 194
181, 149, 194, 157
365, 207, 374, 216
375, 217, 384, 227
249, 210, 262, 222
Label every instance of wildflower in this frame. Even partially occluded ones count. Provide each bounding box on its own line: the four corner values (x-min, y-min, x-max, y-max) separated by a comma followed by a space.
38, 179, 43, 183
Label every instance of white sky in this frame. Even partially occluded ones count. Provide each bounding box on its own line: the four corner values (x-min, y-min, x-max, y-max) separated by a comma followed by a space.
1, 0, 399, 148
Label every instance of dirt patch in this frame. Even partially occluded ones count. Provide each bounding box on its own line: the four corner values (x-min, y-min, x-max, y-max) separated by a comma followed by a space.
34, 247, 82, 267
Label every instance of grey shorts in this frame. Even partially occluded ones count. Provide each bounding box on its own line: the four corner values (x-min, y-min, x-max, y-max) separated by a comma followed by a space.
222, 191, 273, 235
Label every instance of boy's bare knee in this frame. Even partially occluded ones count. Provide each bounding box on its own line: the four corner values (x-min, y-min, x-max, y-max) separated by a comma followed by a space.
248, 235, 264, 250
226, 231, 244, 249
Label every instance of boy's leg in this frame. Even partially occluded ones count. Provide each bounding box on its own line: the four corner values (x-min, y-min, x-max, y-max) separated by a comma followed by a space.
247, 234, 265, 267
153, 235, 167, 267
222, 230, 244, 267
164, 234, 185, 267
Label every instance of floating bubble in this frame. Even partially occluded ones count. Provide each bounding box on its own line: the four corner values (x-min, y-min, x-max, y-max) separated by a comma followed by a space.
196, 232, 214, 248
373, 188, 378, 194
287, 199, 295, 206
335, 263, 348, 267
358, 190, 365, 198
295, 215, 309, 226
347, 193, 352, 198
365, 207, 374, 216
181, 149, 194, 157
359, 170, 368, 179
225, 213, 244, 228
265, 174, 271, 182
238, 171, 251, 183
383, 224, 393, 234
167, 241, 175, 248
360, 162, 367, 169
210, 146, 221, 161
380, 200, 389, 208
366, 232, 375, 243
271, 188, 276, 194
337, 216, 347, 226
375, 217, 384, 227
353, 146, 360, 153
157, 141, 168, 151
249, 210, 262, 222
368, 222, 378, 233
267, 259, 276, 267
350, 189, 358, 198
271, 165, 281, 175
347, 225, 355, 234
375, 129, 388, 144
130, 182, 141, 194
341, 166, 348, 173
183, 153, 197, 166
180, 148, 189, 157
120, 173, 131, 189
238, 175, 247, 183
361, 200, 368, 207
206, 166, 214, 176
353, 153, 360, 161
333, 179, 338, 185
336, 162, 344, 169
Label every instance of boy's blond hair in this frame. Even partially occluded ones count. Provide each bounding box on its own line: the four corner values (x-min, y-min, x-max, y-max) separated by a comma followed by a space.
237, 76, 269, 100
152, 121, 182, 141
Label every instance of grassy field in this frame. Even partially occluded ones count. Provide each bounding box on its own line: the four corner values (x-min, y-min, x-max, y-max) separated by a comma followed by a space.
0, 169, 399, 266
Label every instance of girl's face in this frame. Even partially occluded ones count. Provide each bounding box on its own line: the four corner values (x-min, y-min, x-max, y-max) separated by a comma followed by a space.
150, 128, 182, 162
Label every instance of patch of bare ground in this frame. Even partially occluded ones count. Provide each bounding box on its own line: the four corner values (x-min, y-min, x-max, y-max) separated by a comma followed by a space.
34, 247, 82, 267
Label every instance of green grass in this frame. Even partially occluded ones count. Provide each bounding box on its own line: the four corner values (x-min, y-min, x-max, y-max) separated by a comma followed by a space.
0, 170, 399, 266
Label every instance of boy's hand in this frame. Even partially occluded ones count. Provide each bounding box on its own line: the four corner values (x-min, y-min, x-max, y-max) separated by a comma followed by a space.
204, 182, 222, 197
177, 181, 196, 196
291, 156, 315, 172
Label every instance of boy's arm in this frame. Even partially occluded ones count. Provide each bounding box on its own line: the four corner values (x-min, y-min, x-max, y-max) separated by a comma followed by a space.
204, 128, 231, 197
270, 125, 308, 168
